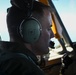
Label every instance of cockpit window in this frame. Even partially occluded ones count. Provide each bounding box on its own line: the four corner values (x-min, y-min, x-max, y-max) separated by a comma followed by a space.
0, 0, 76, 47
52, 0, 76, 43
0, 0, 11, 41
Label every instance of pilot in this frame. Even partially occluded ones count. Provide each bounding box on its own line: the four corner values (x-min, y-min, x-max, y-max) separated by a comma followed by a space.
0, 0, 54, 75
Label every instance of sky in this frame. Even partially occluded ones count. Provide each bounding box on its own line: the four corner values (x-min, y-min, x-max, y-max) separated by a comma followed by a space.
0, 0, 76, 45
0, 0, 11, 41
52, 0, 76, 43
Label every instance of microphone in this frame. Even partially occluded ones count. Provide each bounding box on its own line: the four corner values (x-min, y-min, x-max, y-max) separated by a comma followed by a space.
49, 40, 55, 49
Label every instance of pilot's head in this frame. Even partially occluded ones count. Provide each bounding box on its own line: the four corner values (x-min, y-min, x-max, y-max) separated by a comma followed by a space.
7, 1, 54, 55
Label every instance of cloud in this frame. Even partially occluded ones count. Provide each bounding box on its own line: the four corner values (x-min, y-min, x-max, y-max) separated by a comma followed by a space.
60, 13, 76, 41
60, 13, 76, 32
